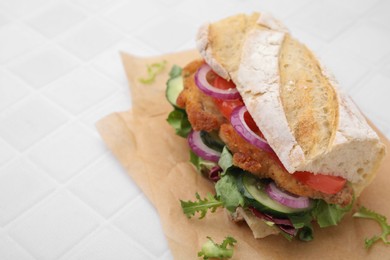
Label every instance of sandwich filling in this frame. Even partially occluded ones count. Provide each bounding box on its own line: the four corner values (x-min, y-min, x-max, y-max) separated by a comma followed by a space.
177, 60, 353, 206
169, 61, 353, 241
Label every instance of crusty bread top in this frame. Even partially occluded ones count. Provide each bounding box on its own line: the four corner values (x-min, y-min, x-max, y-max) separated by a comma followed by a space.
197, 13, 260, 80
279, 35, 339, 160
196, 12, 386, 192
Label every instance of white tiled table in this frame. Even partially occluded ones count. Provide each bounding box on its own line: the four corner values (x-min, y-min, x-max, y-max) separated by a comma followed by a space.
1, 0, 389, 259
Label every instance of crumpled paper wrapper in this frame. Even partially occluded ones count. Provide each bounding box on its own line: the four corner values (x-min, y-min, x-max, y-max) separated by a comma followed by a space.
96, 50, 390, 259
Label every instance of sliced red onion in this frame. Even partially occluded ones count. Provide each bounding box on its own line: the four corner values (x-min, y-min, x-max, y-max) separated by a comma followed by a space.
194, 64, 241, 100
266, 182, 310, 209
230, 106, 273, 153
249, 207, 292, 225
278, 225, 298, 237
188, 130, 221, 162
208, 166, 222, 182
249, 207, 297, 236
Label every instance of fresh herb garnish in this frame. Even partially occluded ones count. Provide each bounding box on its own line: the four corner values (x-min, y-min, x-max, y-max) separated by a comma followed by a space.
353, 206, 390, 249
180, 193, 223, 219
198, 236, 237, 260
139, 60, 167, 84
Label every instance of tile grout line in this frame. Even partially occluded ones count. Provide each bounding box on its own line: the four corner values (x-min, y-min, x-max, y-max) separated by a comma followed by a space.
57, 193, 159, 260
0, 184, 158, 259
2, 149, 111, 234
0, 81, 122, 160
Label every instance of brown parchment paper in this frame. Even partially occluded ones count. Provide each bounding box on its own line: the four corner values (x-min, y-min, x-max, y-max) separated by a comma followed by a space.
96, 50, 390, 259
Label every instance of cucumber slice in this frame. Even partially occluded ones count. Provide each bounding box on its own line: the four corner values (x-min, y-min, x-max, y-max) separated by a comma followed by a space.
242, 174, 308, 216
166, 75, 183, 107
236, 173, 254, 199
200, 131, 225, 152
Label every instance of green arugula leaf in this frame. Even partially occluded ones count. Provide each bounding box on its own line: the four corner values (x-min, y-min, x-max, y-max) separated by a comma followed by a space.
353, 206, 390, 249
166, 107, 191, 138
215, 173, 245, 212
139, 60, 167, 84
198, 236, 237, 260
169, 65, 182, 78
180, 193, 223, 219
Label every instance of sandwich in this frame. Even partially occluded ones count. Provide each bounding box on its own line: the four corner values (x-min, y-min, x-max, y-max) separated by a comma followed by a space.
166, 12, 386, 241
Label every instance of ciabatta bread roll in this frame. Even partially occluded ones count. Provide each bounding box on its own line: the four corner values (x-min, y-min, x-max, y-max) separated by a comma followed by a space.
196, 12, 386, 195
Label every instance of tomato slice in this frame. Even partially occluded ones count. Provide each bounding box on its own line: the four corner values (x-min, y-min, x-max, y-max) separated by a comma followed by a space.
291, 171, 346, 195
214, 75, 236, 90
212, 74, 266, 139
243, 111, 266, 139
211, 74, 242, 119
213, 98, 244, 119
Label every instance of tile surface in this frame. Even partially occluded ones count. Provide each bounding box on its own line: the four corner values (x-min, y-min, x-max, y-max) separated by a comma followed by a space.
28, 123, 105, 182
288, 1, 358, 41
26, 3, 86, 38
0, 138, 16, 165
9, 191, 100, 260
58, 19, 122, 61
43, 67, 118, 115
0, 1, 389, 259
105, 0, 163, 34
69, 154, 140, 217
0, 159, 55, 226
0, 24, 45, 64
0, 70, 30, 112
113, 196, 168, 257
8, 46, 79, 88
330, 22, 390, 63
0, 235, 34, 260
0, 97, 68, 151
134, 11, 197, 53
65, 225, 153, 260
0, 13, 9, 28
0, 0, 50, 17
352, 73, 390, 125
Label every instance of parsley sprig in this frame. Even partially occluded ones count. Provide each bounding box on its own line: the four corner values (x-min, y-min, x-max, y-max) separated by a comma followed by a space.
353, 206, 390, 249
180, 193, 223, 219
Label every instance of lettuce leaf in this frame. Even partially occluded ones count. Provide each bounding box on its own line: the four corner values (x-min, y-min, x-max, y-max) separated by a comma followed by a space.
218, 146, 233, 173
218, 146, 242, 176
215, 173, 245, 212
214, 147, 245, 212
311, 199, 353, 228
166, 107, 191, 138
169, 64, 182, 78
190, 150, 217, 174
288, 213, 314, 241
166, 65, 190, 137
